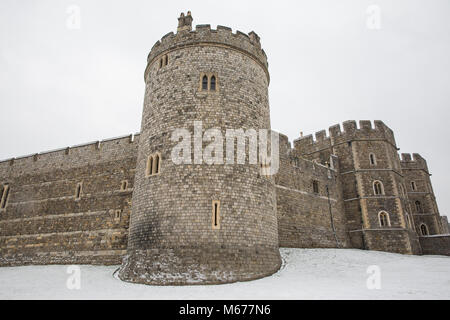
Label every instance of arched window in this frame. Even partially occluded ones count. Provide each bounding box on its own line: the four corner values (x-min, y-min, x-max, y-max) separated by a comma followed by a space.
210, 75, 216, 91
202, 75, 208, 90
154, 154, 160, 174
420, 223, 429, 236
415, 201, 423, 213
373, 181, 384, 195
378, 211, 390, 227
411, 181, 417, 191
369, 153, 376, 165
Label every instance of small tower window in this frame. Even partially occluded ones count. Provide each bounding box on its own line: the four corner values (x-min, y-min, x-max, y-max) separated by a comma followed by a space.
146, 156, 154, 177
210, 75, 216, 91
75, 183, 82, 200
369, 153, 376, 165
312, 180, 319, 194
114, 210, 122, 222
212, 200, 220, 229
165, 55, 168, 66
373, 181, 384, 195
202, 75, 208, 90
420, 223, 429, 236
378, 211, 390, 227
146, 153, 161, 177
411, 181, 417, 191
120, 180, 128, 191
0, 184, 10, 209
159, 58, 163, 69
154, 154, 160, 174
415, 201, 423, 213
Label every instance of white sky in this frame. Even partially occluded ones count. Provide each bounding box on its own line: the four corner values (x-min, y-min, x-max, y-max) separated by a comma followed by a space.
0, 0, 449, 218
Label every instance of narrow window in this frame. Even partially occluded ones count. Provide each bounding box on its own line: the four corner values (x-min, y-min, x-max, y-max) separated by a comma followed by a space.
75, 183, 82, 200
212, 200, 220, 229
369, 153, 376, 165
415, 201, 423, 213
159, 58, 163, 69
120, 180, 128, 191
373, 181, 384, 195
0, 185, 4, 204
154, 154, 160, 174
146, 156, 153, 177
210, 75, 216, 91
420, 223, 429, 236
202, 75, 208, 90
411, 181, 417, 191
312, 180, 319, 194
0, 184, 10, 209
114, 210, 122, 221
164, 55, 168, 66
378, 211, 390, 227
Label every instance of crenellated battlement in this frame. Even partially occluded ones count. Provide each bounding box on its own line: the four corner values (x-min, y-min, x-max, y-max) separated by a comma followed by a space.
400, 152, 429, 171
0, 133, 140, 177
293, 120, 397, 155
145, 12, 269, 82
277, 131, 337, 175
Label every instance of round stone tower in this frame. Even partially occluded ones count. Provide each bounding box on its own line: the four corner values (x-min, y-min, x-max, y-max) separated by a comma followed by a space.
118, 12, 281, 285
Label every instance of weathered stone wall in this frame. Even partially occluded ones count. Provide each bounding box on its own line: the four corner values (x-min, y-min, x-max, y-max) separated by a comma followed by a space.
118, 22, 281, 285
400, 153, 443, 235
293, 121, 418, 254
441, 216, 449, 234
0, 134, 139, 266
275, 134, 350, 248
419, 235, 450, 256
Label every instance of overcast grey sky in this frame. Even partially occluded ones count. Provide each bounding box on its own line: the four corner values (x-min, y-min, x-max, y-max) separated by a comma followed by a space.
0, 0, 449, 218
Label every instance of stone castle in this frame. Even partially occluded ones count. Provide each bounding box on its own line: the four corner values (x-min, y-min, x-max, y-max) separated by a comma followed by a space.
1, 13, 449, 285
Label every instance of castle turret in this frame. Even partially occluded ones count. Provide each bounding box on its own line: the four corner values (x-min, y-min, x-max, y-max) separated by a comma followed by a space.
118, 13, 281, 285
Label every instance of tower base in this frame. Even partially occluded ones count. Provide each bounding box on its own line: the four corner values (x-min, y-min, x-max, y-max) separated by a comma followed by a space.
118, 245, 281, 285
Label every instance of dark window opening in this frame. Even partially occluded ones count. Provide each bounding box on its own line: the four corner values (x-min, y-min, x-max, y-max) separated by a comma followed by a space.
210, 75, 216, 91
202, 75, 208, 90
415, 201, 423, 213
214, 203, 218, 227
313, 180, 319, 194
155, 154, 160, 174
420, 224, 429, 236
369, 153, 376, 165
75, 184, 82, 200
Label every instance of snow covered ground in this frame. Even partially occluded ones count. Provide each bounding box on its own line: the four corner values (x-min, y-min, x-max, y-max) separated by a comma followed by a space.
0, 248, 449, 299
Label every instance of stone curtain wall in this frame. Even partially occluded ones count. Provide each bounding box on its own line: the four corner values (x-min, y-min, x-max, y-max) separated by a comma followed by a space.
275, 134, 350, 248
419, 235, 450, 256
0, 135, 139, 266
